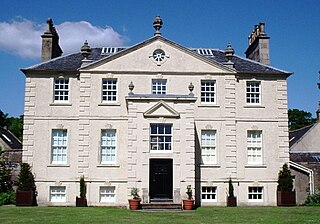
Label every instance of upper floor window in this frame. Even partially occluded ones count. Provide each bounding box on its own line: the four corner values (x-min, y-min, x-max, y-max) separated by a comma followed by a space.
150, 124, 172, 151
101, 129, 116, 164
152, 79, 167, 95
51, 129, 67, 164
102, 79, 117, 102
246, 81, 261, 104
201, 130, 217, 164
54, 79, 69, 102
201, 80, 216, 103
247, 130, 262, 165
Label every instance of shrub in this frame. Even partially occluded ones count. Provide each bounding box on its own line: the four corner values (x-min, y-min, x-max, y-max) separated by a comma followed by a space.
0, 149, 13, 193
79, 176, 86, 198
305, 189, 320, 206
186, 185, 193, 200
277, 163, 293, 192
0, 192, 15, 206
17, 163, 36, 191
228, 178, 234, 197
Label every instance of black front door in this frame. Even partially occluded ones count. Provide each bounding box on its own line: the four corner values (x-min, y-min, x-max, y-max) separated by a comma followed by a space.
149, 159, 173, 199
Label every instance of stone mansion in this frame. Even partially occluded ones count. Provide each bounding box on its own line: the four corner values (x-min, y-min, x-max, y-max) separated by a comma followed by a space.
21, 17, 291, 206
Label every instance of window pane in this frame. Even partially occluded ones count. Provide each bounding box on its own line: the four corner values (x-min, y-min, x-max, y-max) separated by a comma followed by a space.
101, 130, 116, 164
52, 130, 67, 164
102, 79, 117, 102
201, 80, 216, 103
201, 130, 217, 164
152, 80, 167, 95
150, 124, 172, 151
54, 79, 69, 102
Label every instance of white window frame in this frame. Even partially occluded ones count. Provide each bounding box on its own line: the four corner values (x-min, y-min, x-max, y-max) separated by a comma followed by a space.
152, 79, 167, 95
201, 80, 216, 103
100, 186, 116, 203
54, 79, 69, 103
150, 124, 172, 152
100, 130, 117, 164
51, 129, 67, 164
247, 130, 263, 165
102, 79, 117, 102
201, 186, 217, 202
201, 130, 217, 165
50, 186, 66, 202
246, 81, 261, 104
248, 186, 263, 202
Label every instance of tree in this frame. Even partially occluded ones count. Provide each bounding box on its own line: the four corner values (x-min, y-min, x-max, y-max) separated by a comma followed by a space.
288, 109, 317, 131
277, 163, 293, 192
0, 147, 13, 193
0, 110, 23, 141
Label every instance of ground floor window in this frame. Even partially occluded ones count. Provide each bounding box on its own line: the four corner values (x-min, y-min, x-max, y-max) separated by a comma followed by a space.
50, 186, 66, 202
201, 186, 217, 202
248, 186, 263, 202
100, 186, 116, 203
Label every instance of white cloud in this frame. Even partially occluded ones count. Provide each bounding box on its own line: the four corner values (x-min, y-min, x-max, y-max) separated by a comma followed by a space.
0, 18, 127, 59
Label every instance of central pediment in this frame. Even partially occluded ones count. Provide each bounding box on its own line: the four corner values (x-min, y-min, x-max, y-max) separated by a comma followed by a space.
144, 101, 180, 118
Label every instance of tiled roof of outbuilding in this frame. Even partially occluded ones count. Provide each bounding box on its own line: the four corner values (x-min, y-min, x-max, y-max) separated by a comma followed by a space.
0, 127, 22, 150
289, 124, 315, 148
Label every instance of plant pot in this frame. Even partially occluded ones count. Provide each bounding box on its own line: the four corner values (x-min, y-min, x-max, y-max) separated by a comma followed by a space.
76, 197, 87, 207
16, 190, 36, 206
277, 191, 296, 206
227, 196, 237, 207
128, 198, 141, 210
183, 199, 194, 210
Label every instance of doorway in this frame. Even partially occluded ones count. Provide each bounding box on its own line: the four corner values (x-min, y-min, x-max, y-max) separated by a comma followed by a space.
149, 159, 173, 199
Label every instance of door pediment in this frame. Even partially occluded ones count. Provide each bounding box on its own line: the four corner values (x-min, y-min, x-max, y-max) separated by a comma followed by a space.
144, 101, 180, 118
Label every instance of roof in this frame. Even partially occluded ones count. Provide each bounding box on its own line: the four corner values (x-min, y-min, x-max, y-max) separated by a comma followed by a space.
290, 153, 320, 163
21, 36, 291, 75
0, 127, 22, 150
289, 124, 315, 148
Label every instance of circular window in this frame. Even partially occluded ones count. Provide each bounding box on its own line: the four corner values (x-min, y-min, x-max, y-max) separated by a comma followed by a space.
152, 49, 166, 62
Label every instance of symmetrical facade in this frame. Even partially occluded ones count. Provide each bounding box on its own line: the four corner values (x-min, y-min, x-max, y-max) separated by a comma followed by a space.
21, 17, 291, 206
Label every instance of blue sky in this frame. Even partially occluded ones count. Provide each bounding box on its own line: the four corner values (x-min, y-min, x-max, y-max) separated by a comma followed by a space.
0, 0, 319, 117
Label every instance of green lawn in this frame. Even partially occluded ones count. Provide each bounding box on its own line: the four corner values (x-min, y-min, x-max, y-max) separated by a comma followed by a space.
1, 206, 320, 224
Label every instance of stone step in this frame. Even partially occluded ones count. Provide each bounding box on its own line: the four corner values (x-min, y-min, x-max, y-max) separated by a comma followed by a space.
141, 203, 182, 210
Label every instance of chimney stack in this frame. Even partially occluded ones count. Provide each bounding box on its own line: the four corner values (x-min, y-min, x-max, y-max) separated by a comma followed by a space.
245, 22, 270, 65
41, 18, 63, 62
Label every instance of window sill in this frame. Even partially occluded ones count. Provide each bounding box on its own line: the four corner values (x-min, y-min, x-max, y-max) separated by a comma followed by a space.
47, 164, 70, 167
244, 105, 265, 108
50, 103, 72, 106
198, 104, 220, 108
97, 164, 120, 167
245, 164, 267, 168
98, 102, 121, 106
199, 164, 220, 168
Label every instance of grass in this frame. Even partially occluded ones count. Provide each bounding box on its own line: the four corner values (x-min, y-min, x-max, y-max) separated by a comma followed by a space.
1, 206, 320, 224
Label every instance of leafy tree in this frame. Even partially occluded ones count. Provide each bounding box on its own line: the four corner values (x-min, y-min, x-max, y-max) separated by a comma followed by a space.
277, 163, 293, 192
0, 110, 23, 141
288, 109, 316, 131
0, 147, 13, 193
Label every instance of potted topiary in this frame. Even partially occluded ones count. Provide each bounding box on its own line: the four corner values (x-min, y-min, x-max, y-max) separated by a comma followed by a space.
76, 176, 87, 207
16, 163, 37, 206
183, 185, 194, 210
128, 187, 141, 210
227, 177, 237, 206
277, 163, 295, 206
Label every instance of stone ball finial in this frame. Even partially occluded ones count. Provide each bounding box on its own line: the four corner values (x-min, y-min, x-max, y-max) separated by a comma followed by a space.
225, 43, 235, 62
81, 40, 91, 60
153, 15, 163, 36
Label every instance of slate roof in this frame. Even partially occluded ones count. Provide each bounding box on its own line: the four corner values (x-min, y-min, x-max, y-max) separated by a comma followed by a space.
22, 37, 291, 75
290, 153, 320, 163
0, 127, 22, 150
289, 124, 314, 148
